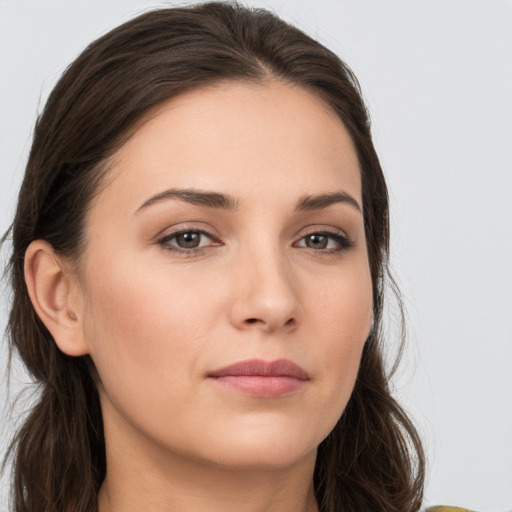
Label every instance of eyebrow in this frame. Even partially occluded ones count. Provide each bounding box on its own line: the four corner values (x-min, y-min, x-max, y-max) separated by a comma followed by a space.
295, 191, 362, 213
135, 188, 240, 213
135, 188, 362, 215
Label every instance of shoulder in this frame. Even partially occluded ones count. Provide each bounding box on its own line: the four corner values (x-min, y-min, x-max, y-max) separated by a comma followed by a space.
425, 507, 478, 512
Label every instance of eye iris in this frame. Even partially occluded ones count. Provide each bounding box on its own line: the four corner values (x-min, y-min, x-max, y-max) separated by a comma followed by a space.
176, 232, 201, 248
306, 234, 328, 249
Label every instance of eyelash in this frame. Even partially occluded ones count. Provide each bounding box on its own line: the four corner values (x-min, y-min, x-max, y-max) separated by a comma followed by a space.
157, 228, 354, 258
294, 229, 354, 255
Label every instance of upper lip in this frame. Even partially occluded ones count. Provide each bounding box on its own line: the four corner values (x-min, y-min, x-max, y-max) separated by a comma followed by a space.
208, 358, 309, 380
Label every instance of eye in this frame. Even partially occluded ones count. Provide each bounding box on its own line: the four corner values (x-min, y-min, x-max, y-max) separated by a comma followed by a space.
157, 229, 220, 254
172, 231, 207, 249
295, 230, 353, 254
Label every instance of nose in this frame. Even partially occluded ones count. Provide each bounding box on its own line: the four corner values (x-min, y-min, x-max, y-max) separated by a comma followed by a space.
228, 247, 302, 334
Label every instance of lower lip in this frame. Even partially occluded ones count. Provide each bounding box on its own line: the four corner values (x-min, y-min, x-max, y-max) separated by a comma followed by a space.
209, 375, 307, 398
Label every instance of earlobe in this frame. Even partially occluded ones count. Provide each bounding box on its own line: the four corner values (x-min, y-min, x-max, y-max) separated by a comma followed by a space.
24, 240, 89, 357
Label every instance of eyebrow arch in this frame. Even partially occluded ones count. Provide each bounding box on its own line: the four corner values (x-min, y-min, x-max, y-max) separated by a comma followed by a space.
135, 188, 241, 214
295, 191, 362, 213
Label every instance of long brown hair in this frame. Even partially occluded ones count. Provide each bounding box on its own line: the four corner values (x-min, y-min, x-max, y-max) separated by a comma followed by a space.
2, 2, 424, 511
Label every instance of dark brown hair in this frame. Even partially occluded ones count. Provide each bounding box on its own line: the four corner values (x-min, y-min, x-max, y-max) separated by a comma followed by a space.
3, 2, 424, 511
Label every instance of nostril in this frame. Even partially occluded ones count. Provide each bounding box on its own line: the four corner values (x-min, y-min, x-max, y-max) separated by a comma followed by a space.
244, 317, 296, 327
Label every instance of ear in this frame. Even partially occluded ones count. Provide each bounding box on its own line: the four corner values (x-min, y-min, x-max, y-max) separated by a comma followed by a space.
24, 240, 89, 356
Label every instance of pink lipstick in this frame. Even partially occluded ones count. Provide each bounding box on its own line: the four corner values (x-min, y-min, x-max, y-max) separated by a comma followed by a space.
207, 359, 309, 397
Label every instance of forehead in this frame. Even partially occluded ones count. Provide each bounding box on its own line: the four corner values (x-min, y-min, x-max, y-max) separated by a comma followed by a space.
92, 80, 361, 216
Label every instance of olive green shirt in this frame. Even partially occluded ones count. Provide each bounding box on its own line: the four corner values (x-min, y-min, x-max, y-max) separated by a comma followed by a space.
426, 507, 476, 512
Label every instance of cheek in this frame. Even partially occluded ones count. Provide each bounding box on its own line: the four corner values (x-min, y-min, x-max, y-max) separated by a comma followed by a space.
312, 260, 372, 347
305, 262, 373, 415
81, 255, 220, 404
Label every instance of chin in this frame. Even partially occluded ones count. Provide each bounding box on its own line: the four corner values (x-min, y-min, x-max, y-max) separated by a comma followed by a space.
192, 420, 323, 471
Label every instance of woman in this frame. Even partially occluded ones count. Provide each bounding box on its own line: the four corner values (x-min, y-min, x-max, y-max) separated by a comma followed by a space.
2, 2, 467, 511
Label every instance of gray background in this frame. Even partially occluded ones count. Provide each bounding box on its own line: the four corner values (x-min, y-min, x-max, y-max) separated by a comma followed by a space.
1, 0, 511, 510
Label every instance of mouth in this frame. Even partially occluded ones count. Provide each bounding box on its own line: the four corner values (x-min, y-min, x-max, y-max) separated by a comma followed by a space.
207, 359, 310, 398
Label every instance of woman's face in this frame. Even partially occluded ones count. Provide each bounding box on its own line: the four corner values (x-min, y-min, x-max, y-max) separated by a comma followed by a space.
77, 81, 373, 470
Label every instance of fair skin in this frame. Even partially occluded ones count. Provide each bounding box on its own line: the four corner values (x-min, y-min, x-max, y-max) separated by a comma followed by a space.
24, 81, 373, 512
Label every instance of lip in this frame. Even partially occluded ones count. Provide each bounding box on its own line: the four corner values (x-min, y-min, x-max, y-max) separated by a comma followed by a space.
207, 359, 309, 398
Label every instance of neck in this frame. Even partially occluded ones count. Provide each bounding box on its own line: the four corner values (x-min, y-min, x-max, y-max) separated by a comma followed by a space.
97, 401, 319, 512
98, 450, 319, 512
